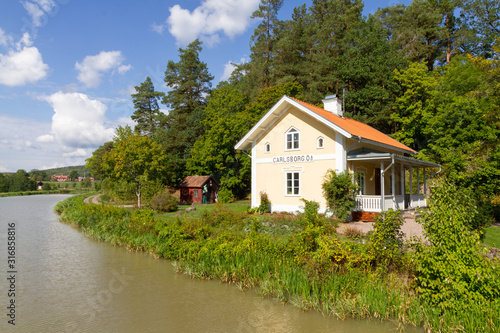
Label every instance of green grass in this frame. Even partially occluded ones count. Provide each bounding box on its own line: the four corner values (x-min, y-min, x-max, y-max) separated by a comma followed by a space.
156, 200, 251, 221
483, 225, 500, 249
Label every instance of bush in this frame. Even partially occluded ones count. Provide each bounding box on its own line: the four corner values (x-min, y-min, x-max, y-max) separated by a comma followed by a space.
368, 209, 405, 266
217, 187, 234, 203
258, 191, 271, 214
412, 178, 500, 310
322, 170, 358, 221
151, 192, 178, 212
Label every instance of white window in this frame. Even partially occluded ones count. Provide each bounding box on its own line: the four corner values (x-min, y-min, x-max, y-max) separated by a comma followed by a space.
317, 137, 324, 148
356, 172, 365, 195
265, 142, 271, 153
193, 189, 199, 198
286, 127, 300, 150
286, 172, 300, 196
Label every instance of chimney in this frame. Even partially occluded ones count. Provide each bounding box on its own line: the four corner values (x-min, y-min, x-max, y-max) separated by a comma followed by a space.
322, 94, 343, 117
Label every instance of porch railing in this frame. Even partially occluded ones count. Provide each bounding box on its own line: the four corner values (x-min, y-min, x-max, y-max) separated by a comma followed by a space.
355, 194, 427, 212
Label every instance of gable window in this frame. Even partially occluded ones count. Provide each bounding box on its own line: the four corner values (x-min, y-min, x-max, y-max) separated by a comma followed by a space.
356, 172, 365, 195
317, 137, 324, 148
286, 172, 300, 195
286, 127, 300, 150
265, 142, 271, 153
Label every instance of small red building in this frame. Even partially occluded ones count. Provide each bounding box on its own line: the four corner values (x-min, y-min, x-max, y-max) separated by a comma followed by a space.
178, 175, 219, 204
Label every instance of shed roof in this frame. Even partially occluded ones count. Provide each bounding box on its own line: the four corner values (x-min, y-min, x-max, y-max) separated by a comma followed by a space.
179, 175, 217, 188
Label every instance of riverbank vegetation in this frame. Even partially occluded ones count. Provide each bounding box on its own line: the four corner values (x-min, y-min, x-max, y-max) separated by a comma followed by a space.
56, 180, 499, 332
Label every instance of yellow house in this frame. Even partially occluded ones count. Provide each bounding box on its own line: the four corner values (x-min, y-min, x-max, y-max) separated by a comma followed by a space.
235, 95, 441, 219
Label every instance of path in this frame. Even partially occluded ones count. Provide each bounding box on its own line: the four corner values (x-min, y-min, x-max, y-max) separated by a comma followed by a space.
338, 216, 425, 240
84, 194, 102, 204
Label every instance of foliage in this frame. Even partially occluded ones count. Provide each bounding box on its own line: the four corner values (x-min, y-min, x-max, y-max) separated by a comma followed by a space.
131, 76, 165, 136
322, 170, 358, 221
85, 141, 113, 180
216, 187, 234, 204
100, 126, 168, 207
151, 191, 178, 213
56, 193, 500, 332
1, 169, 37, 193
368, 209, 405, 266
158, 39, 214, 186
412, 178, 500, 311
258, 191, 271, 214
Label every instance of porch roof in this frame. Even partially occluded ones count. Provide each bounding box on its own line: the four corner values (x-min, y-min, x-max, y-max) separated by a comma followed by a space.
347, 148, 441, 168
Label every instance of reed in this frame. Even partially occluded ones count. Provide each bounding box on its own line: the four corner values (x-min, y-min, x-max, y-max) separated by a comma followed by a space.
55, 196, 499, 332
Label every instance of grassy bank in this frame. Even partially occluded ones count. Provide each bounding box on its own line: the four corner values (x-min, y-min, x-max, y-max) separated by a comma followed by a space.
0, 189, 83, 198
55, 195, 499, 332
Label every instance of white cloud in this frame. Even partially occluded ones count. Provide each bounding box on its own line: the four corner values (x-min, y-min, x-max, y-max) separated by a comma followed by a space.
75, 50, 130, 88
117, 64, 132, 74
22, 0, 56, 27
44, 91, 115, 149
0, 28, 13, 47
36, 134, 55, 143
150, 22, 165, 34
221, 57, 247, 81
0, 33, 49, 86
165, 0, 260, 46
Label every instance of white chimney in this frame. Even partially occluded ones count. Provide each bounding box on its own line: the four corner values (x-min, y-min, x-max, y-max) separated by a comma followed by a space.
322, 94, 343, 117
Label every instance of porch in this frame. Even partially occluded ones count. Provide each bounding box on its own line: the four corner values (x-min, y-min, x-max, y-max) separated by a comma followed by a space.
348, 148, 441, 213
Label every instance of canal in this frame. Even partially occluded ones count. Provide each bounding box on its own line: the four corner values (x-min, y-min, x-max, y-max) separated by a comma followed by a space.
0, 195, 422, 332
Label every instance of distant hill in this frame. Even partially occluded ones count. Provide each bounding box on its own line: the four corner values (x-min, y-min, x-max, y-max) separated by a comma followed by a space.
41, 165, 89, 176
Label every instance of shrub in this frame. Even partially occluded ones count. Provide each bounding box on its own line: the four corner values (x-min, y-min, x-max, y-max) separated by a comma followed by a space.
368, 209, 405, 266
322, 170, 358, 221
412, 178, 500, 310
343, 226, 364, 241
217, 187, 234, 203
258, 191, 271, 214
151, 191, 178, 212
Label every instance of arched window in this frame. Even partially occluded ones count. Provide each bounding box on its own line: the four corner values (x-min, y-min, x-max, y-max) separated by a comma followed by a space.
317, 137, 324, 148
286, 127, 300, 150
265, 142, 271, 153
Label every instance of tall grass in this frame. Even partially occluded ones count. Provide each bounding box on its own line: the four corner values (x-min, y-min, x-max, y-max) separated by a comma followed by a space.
55, 196, 499, 332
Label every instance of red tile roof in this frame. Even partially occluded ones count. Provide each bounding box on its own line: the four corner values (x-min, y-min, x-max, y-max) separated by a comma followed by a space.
291, 97, 416, 154
179, 175, 216, 188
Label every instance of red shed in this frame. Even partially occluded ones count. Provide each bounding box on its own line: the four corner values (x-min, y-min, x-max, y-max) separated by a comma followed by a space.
178, 175, 219, 204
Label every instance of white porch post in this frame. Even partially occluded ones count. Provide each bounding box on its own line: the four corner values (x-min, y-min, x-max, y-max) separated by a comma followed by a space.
409, 166, 413, 206
391, 162, 396, 209
400, 164, 405, 210
423, 168, 427, 194
416, 168, 420, 195
400, 164, 405, 196
381, 161, 385, 212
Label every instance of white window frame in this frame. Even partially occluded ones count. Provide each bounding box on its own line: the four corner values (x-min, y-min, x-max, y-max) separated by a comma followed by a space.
285, 171, 300, 196
317, 136, 324, 149
265, 142, 271, 153
285, 127, 300, 151
356, 172, 365, 195
193, 189, 199, 199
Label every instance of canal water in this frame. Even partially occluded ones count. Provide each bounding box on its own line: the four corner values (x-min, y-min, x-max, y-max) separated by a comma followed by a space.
0, 195, 423, 332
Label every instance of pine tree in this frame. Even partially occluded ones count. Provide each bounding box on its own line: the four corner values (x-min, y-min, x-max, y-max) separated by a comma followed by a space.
160, 39, 213, 185
131, 77, 165, 137
246, 0, 284, 93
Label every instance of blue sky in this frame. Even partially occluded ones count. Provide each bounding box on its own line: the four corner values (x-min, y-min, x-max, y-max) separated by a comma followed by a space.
0, 0, 410, 172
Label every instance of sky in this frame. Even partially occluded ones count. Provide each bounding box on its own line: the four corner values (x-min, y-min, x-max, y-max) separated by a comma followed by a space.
0, 0, 410, 173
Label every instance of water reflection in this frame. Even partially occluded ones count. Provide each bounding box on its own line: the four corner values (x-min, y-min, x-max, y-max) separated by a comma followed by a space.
0, 195, 422, 332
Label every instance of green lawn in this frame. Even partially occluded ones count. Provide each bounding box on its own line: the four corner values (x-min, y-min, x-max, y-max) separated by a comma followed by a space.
156, 200, 251, 222
483, 225, 500, 249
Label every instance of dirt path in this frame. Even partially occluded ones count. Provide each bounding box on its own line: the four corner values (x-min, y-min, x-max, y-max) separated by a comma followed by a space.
84, 194, 101, 204
338, 217, 424, 240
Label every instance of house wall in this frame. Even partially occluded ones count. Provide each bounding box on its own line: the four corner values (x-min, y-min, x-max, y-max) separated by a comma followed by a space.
253, 106, 340, 213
